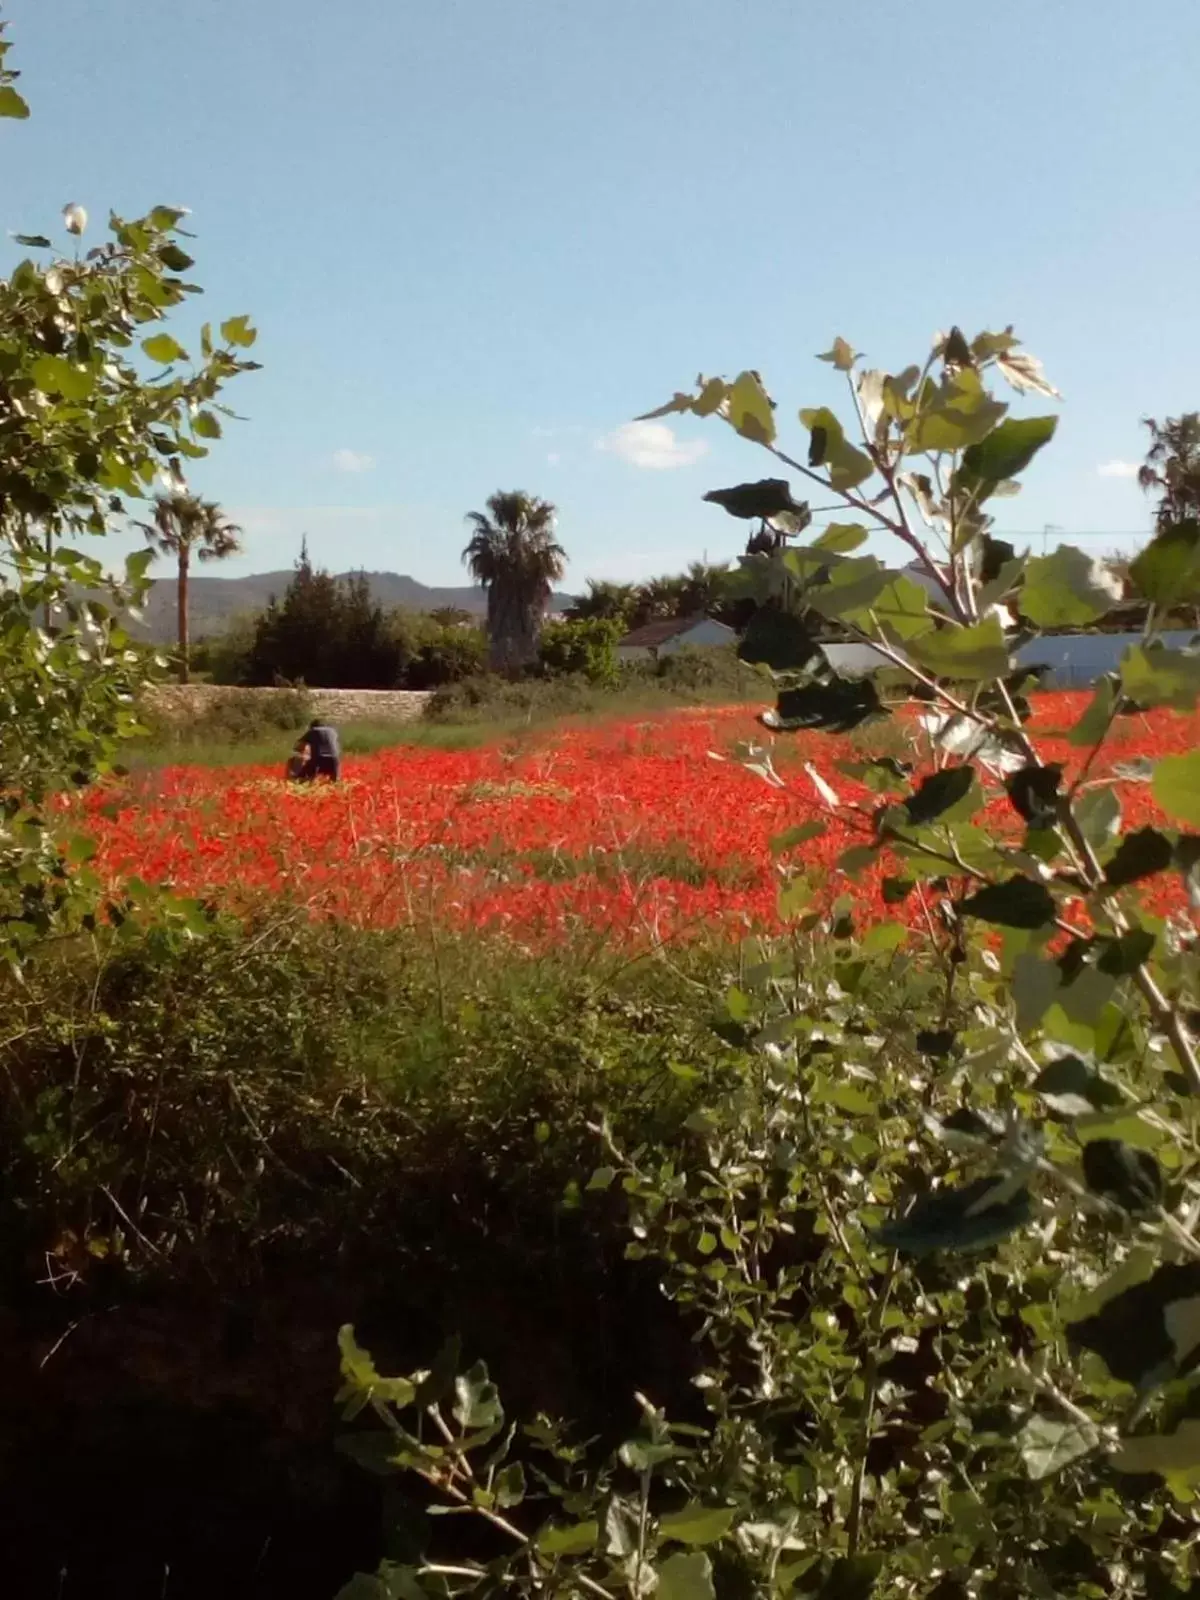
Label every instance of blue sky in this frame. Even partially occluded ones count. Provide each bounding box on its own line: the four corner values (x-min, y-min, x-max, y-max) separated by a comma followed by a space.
4, 0, 1198, 586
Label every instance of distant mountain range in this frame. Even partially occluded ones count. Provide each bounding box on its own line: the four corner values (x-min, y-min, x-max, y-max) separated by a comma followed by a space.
132, 570, 577, 642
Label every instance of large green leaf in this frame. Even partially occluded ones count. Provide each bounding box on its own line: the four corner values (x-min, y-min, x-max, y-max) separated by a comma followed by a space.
819, 1555, 883, 1600
956, 415, 1058, 496
725, 370, 775, 445
656, 1552, 716, 1600
768, 677, 883, 734
537, 1520, 600, 1556
907, 614, 1010, 681
1068, 675, 1118, 747
905, 368, 1008, 454
1068, 1259, 1200, 1386
703, 479, 807, 521
861, 573, 934, 641
1005, 763, 1062, 827
1121, 645, 1200, 711
903, 765, 976, 826
874, 1175, 1033, 1256
0, 84, 29, 118
1103, 826, 1173, 888
30, 354, 93, 401
805, 557, 886, 619
1129, 520, 1200, 607
1020, 545, 1121, 627
220, 314, 258, 348
1081, 1138, 1162, 1212
1153, 750, 1200, 826
812, 522, 869, 553
960, 877, 1055, 929
1019, 1415, 1100, 1480
800, 406, 874, 491
1033, 1056, 1124, 1116
1113, 1421, 1200, 1491
658, 1504, 736, 1546
142, 332, 188, 364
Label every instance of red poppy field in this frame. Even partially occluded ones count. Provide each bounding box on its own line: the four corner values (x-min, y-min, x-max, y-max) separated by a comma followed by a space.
79, 693, 1200, 946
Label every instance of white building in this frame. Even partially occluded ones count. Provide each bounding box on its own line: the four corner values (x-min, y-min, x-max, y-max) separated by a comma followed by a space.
615, 615, 736, 664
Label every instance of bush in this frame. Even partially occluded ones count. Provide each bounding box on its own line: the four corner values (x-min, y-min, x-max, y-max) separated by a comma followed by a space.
405, 623, 488, 688
537, 617, 621, 684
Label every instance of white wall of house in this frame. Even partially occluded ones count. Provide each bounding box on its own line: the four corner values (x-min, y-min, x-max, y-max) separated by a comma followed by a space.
615, 643, 653, 663
656, 619, 735, 657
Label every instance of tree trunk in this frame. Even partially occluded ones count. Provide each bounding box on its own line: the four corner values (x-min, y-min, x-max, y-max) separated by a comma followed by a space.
177, 549, 190, 685
487, 583, 540, 677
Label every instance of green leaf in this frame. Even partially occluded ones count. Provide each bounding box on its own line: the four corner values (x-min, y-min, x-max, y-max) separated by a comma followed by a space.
1122, 645, 1200, 712
957, 414, 1058, 496
12, 233, 51, 248
906, 614, 1009, 681
193, 409, 222, 439
819, 1555, 883, 1600
1129, 521, 1200, 607
817, 336, 858, 371
903, 765, 976, 826
493, 1461, 526, 1508
537, 1520, 599, 1557
812, 522, 869, 553
1020, 545, 1120, 627
656, 1551, 716, 1600
960, 877, 1055, 930
1075, 786, 1121, 847
1069, 1259, 1200, 1387
30, 354, 93, 401
770, 821, 827, 853
1005, 763, 1062, 827
158, 242, 195, 273
1113, 1420, 1200, 1491
874, 1176, 1033, 1256
220, 314, 258, 348
864, 572, 940, 640
1096, 927, 1156, 976
658, 1504, 736, 1547
738, 608, 820, 671
586, 1166, 616, 1192
768, 677, 882, 734
1033, 1056, 1125, 1116
1081, 1138, 1162, 1212
725, 370, 775, 445
1068, 675, 1118, 747
141, 333, 188, 364
800, 406, 874, 491
453, 1362, 502, 1430
1104, 826, 1173, 888
1154, 751, 1200, 827
703, 478, 807, 522
0, 85, 30, 118
881, 875, 914, 904
905, 369, 1008, 454
1019, 1415, 1100, 1480
862, 922, 906, 954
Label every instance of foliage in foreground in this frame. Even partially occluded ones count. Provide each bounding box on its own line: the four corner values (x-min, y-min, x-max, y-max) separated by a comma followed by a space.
337, 332, 1200, 1598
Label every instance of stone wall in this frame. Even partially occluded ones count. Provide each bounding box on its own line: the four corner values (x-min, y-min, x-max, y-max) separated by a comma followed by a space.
145, 684, 433, 723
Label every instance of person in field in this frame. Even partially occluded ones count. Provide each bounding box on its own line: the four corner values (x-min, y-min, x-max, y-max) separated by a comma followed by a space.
294, 718, 341, 782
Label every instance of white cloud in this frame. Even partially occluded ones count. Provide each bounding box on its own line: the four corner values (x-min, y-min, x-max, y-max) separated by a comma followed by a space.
596, 420, 708, 471
1097, 459, 1139, 479
332, 447, 375, 473
546, 451, 562, 466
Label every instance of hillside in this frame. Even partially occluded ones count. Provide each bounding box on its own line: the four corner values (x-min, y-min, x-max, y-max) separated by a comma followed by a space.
132, 571, 577, 642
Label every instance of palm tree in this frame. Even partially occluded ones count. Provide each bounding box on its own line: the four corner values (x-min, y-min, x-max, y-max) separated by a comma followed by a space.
566, 579, 638, 626
137, 492, 242, 682
678, 560, 732, 618
463, 491, 566, 673
1139, 413, 1200, 530
630, 575, 689, 628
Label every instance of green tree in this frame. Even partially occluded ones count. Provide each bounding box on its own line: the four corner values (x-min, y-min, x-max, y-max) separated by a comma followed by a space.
463, 491, 566, 673
136, 492, 241, 683
1139, 412, 1200, 529
678, 559, 732, 618
565, 578, 638, 627
629, 574, 688, 628
0, 10, 258, 965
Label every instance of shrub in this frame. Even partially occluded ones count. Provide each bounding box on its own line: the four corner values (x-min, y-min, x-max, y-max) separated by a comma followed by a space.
538, 617, 621, 684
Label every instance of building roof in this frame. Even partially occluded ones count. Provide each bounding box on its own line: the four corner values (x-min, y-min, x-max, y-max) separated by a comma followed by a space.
616, 614, 732, 649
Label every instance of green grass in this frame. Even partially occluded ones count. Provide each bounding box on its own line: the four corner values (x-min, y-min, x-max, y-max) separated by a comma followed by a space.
124, 716, 509, 768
